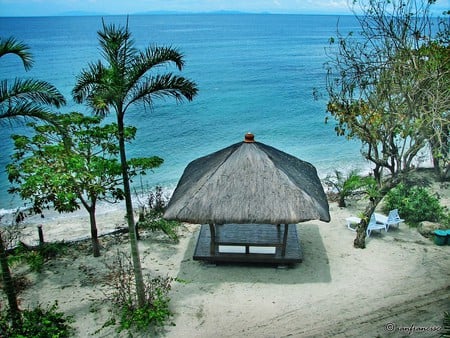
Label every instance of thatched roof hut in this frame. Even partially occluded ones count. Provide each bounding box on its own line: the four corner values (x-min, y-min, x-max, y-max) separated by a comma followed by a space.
164, 133, 330, 225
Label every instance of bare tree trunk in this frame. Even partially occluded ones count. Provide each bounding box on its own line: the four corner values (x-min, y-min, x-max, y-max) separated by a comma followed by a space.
354, 202, 377, 248
354, 181, 394, 248
0, 232, 21, 326
338, 195, 346, 208
88, 206, 101, 257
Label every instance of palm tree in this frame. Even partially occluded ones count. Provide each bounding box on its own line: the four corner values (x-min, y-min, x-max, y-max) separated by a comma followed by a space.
0, 36, 66, 327
72, 20, 198, 307
0, 37, 66, 123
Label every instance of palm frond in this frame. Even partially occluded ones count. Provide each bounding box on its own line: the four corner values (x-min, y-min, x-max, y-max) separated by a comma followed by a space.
72, 61, 107, 103
0, 101, 56, 123
86, 91, 112, 117
3, 78, 66, 107
126, 45, 185, 90
98, 21, 136, 68
126, 73, 198, 109
0, 36, 33, 71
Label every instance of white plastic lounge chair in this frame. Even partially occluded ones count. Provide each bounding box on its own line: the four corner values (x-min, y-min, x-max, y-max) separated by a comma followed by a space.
375, 209, 404, 231
346, 216, 361, 231
367, 213, 388, 237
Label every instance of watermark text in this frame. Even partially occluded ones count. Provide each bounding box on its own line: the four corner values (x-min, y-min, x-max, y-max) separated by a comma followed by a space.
385, 322, 441, 335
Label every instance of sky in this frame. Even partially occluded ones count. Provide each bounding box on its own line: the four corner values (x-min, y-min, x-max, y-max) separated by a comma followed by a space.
0, 0, 447, 17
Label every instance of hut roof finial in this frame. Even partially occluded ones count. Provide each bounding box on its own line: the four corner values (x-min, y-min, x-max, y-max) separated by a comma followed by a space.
244, 132, 255, 143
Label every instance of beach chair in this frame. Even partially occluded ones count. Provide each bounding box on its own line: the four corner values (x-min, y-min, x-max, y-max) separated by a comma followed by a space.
346, 216, 361, 231
375, 209, 404, 231
367, 213, 388, 237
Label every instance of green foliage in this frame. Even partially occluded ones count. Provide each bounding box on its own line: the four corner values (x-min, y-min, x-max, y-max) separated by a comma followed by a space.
0, 302, 73, 337
383, 183, 448, 226
117, 275, 174, 331
324, 170, 377, 207
137, 186, 181, 242
326, 0, 450, 183
143, 218, 181, 242
103, 252, 175, 334
20, 251, 44, 272
72, 19, 198, 307
9, 242, 66, 272
7, 112, 161, 215
0, 37, 66, 123
7, 112, 163, 256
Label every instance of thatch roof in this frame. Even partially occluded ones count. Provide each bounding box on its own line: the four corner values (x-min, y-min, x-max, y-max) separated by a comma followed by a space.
164, 134, 330, 224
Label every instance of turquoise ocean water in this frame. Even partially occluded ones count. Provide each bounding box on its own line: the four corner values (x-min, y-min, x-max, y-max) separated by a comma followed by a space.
0, 14, 368, 214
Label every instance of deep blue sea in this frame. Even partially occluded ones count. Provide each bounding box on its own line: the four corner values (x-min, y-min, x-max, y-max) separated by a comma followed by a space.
0, 14, 368, 213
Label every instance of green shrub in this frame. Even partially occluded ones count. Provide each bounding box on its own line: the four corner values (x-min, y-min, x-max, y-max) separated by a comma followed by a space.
103, 251, 175, 334
383, 183, 448, 226
137, 186, 181, 242
9, 241, 67, 272
141, 218, 181, 242
117, 275, 174, 332
0, 302, 73, 337
323, 170, 379, 207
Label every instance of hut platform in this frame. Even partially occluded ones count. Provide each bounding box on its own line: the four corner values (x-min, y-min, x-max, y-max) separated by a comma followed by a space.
193, 223, 302, 266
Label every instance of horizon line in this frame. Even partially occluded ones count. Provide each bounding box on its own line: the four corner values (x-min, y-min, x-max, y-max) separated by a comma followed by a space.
0, 10, 354, 18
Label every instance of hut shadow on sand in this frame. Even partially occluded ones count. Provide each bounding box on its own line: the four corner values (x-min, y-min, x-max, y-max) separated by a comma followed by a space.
177, 223, 331, 285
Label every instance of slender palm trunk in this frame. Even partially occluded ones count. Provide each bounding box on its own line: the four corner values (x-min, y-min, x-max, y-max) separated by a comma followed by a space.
117, 115, 146, 307
0, 232, 21, 326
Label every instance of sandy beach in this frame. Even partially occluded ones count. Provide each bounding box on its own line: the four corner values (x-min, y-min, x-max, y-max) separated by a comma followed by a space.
6, 182, 450, 338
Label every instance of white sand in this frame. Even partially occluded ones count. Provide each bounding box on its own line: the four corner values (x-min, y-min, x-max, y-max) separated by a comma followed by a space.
9, 188, 450, 337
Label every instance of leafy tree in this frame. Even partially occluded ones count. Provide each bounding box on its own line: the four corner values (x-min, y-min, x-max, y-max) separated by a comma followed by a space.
0, 37, 65, 327
72, 20, 198, 306
7, 112, 163, 257
413, 41, 450, 180
325, 0, 449, 248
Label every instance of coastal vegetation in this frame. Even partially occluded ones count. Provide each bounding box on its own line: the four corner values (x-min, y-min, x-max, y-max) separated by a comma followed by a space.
72, 18, 198, 311
101, 251, 175, 334
383, 181, 449, 227
136, 185, 182, 243
323, 169, 374, 207
0, 36, 68, 331
0, 2, 448, 335
0, 301, 73, 337
325, 0, 449, 248
7, 112, 163, 257
1, 17, 198, 333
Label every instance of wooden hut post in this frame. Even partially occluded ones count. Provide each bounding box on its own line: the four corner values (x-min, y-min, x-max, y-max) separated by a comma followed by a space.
209, 223, 216, 255
37, 225, 44, 246
281, 224, 289, 256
